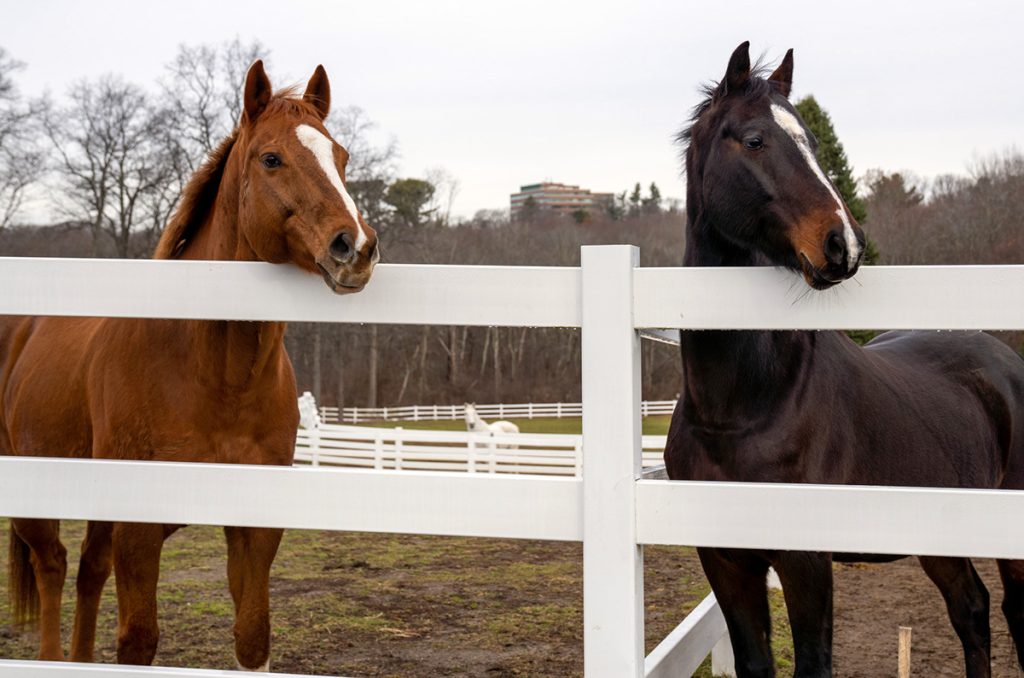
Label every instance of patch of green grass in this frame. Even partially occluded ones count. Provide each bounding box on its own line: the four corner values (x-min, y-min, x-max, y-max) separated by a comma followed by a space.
356, 414, 672, 436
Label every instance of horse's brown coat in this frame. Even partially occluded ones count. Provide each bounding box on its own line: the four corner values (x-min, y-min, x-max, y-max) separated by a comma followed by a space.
0, 60, 377, 668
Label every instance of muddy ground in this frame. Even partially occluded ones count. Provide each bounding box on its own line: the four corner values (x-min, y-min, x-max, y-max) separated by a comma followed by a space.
0, 520, 1020, 676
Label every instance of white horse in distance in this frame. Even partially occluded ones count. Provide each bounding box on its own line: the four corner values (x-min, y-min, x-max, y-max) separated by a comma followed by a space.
464, 403, 520, 436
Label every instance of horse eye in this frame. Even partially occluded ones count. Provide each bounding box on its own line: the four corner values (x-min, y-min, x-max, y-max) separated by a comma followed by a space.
744, 137, 764, 150
261, 153, 282, 169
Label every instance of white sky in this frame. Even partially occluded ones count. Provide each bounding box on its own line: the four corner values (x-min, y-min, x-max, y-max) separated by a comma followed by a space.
3, 0, 1022, 220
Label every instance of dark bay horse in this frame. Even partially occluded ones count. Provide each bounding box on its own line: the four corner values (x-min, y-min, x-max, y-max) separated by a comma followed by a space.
0, 60, 378, 669
665, 42, 1024, 677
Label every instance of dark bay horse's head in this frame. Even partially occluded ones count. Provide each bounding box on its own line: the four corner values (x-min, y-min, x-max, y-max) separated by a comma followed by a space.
682, 42, 866, 289
237, 61, 378, 293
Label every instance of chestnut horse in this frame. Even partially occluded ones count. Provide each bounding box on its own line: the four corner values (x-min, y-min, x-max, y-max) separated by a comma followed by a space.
665, 42, 1024, 677
0, 61, 377, 669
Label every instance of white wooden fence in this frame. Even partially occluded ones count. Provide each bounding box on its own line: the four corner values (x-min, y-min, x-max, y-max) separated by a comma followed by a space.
317, 399, 677, 424
294, 423, 668, 475
2, 250, 1024, 678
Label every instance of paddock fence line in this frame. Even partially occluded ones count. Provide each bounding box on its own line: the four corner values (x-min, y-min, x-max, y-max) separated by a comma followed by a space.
2, 253, 1024, 678
317, 399, 677, 424
294, 423, 668, 476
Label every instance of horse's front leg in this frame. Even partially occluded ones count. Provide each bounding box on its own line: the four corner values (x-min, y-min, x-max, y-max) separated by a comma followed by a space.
698, 547, 775, 677
112, 521, 166, 665
772, 551, 833, 678
70, 520, 113, 661
224, 525, 283, 671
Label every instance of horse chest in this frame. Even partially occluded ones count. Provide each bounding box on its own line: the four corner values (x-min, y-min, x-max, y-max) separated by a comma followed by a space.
666, 423, 811, 484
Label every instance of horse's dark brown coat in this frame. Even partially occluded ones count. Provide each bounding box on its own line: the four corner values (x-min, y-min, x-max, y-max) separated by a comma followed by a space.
665, 42, 1024, 678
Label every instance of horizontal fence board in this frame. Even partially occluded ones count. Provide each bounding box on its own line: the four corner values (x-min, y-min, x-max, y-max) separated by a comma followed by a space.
0, 457, 581, 542
644, 593, 726, 678
324, 400, 675, 423
0, 258, 581, 327
637, 480, 1024, 559
634, 265, 1024, 330
0, 661, 317, 677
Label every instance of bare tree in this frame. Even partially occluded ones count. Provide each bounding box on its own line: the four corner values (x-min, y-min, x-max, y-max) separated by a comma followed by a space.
160, 38, 267, 163
43, 76, 167, 257
326, 105, 399, 234
426, 166, 460, 227
0, 48, 44, 229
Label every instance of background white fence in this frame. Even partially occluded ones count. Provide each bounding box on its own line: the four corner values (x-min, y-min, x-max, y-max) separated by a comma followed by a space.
318, 399, 677, 423
2, 252, 1024, 678
294, 423, 668, 475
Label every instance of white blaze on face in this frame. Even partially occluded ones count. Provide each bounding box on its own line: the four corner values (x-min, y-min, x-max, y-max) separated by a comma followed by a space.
769, 104, 860, 269
295, 124, 369, 251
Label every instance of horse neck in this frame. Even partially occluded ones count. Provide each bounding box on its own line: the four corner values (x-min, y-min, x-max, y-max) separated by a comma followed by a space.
175, 149, 288, 392
679, 217, 817, 427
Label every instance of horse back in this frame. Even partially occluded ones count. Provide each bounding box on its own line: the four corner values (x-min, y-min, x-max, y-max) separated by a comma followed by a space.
864, 330, 1024, 489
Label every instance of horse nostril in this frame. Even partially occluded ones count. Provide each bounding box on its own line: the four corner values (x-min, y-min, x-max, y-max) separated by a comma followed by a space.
823, 228, 846, 267
329, 232, 354, 263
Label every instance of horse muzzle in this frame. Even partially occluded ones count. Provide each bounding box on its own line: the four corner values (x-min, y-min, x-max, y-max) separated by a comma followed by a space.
797, 222, 865, 290
316, 230, 379, 294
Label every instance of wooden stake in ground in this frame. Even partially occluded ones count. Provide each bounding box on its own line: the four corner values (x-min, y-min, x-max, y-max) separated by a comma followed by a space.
898, 626, 912, 678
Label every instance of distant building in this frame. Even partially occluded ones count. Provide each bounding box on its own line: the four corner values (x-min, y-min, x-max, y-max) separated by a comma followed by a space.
510, 182, 614, 219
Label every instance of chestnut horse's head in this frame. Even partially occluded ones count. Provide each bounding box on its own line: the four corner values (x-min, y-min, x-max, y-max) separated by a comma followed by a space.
238, 61, 378, 293
157, 61, 378, 293
682, 42, 865, 289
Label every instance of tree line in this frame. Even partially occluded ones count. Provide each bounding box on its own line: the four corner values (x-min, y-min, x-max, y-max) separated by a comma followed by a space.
1, 43, 1021, 408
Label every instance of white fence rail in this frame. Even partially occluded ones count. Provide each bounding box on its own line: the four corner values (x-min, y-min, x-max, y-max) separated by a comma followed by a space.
2, 253, 1024, 678
294, 423, 668, 475
317, 399, 677, 423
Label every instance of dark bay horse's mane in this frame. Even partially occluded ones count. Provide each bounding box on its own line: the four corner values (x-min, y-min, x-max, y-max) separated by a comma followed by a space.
675, 59, 775, 249
676, 59, 774, 149
154, 87, 323, 260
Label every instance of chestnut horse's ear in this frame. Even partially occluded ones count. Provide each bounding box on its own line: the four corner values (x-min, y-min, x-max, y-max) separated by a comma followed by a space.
722, 41, 751, 96
303, 65, 331, 120
769, 48, 794, 98
244, 59, 272, 124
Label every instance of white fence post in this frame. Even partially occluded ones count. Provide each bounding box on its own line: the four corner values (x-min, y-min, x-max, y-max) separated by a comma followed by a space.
395, 427, 404, 471
712, 635, 738, 677
582, 245, 643, 678
310, 427, 321, 467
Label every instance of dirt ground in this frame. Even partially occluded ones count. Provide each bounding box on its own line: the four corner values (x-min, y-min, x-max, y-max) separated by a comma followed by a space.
0, 520, 1020, 677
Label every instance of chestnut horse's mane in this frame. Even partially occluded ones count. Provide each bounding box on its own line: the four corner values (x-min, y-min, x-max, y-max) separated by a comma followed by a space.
154, 132, 238, 259
153, 88, 321, 260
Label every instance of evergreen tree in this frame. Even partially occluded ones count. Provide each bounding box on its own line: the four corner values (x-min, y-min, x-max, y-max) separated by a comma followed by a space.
795, 95, 878, 264
384, 178, 436, 228
642, 182, 662, 215
628, 182, 642, 218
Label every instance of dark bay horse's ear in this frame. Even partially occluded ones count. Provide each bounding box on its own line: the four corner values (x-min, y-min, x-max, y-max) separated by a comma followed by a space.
244, 60, 273, 124
722, 41, 751, 96
303, 65, 331, 120
769, 49, 794, 98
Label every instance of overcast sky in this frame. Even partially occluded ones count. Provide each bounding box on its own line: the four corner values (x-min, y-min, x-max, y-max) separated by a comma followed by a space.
3, 0, 1022, 220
